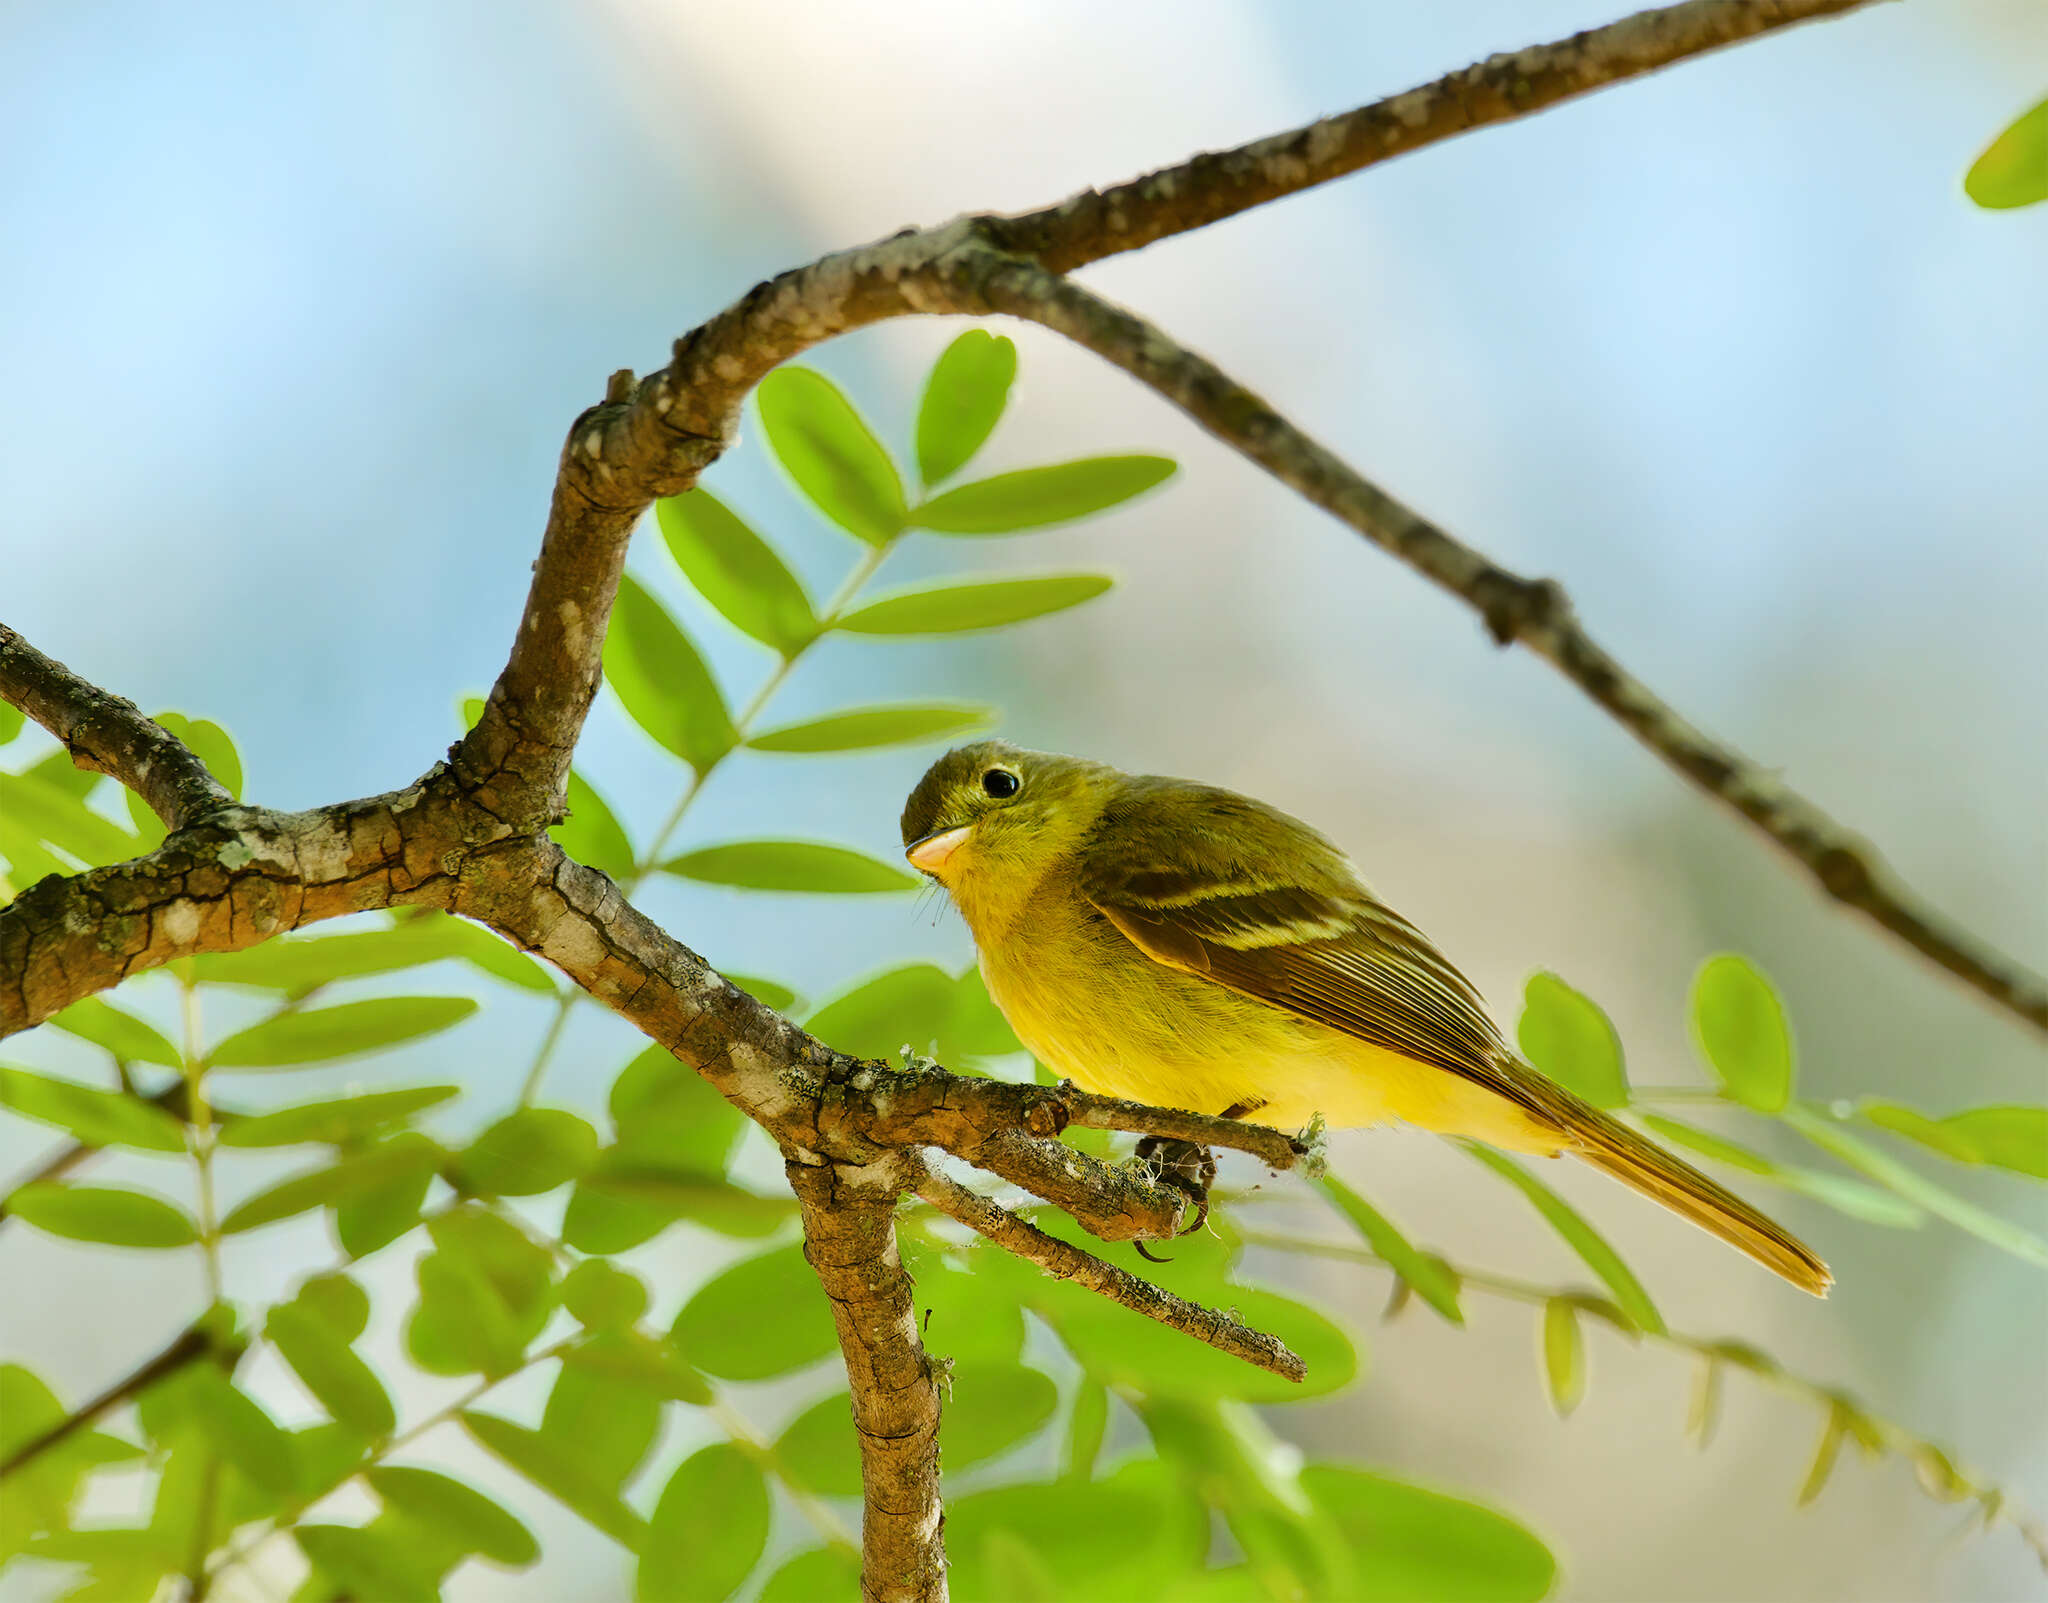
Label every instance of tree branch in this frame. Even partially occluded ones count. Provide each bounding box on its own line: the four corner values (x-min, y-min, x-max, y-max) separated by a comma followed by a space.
959, 261, 2048, 1035
0, 623, 232, 830
786, 1151, 946, 1603
916, 1168, 1306, 1384
0, 1321, 216, 1482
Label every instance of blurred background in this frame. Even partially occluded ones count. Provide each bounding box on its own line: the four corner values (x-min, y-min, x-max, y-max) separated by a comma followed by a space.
3, 1, 2044, 1599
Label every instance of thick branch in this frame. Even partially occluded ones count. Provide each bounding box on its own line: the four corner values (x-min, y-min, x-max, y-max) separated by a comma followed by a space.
963, 263, 2048, 1035
787, 1152, 946, 1603
988, 0, 1880, 273
0, 623, 232, 830
917, 1169, 1306, 1384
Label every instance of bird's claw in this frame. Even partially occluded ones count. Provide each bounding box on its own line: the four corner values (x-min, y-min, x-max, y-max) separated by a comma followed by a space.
1134, 1135, 1216, 1246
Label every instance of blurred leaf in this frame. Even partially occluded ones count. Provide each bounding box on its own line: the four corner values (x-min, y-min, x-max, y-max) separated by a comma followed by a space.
759, 1547, 863, 1603
0, 816, 68, 887
191, 915, 549, 994
610, 1043, 745, 1174
48, 996, 180, 1068
1797, 1405, 1848, 1506
1910, 1443, 1975, 1502
1302, 1464, 1556, 1602
1319, 1176, 1464, 1325
292, 1273, 371, 1341
334, 1131, 440, 1258
218, 1085, 459, 1148
6, 1182, 197, 1247
946, 1460, 1207, 1603
409, 1208, 556, 1377
562, 1260, 650, 1330
779, 1361, 1055, 1496
747, 701, 993, 753
916, 329, 1016, 484
1781, 1105, 2048, 1267
152, 712, 243, 799
543, 1346, 661, 1487
183, 1365, 296, 1489
1541, 1299, 1585, 1417
1639, 1112, 1925, 1227
266, 1304, 395, 1438
605, 575, 738, 769
804, 961, 1018, 1067
673, 1244, 838, 1380
1688, 1354, 1723, 1448
221, 1138, 444, 1234
835, 573, 1112, 634
639, 1442, 770, 1603
899, 1241, 1026, 1364
1465, 1145, 1665, 1334
1965, 95, 2048, 209
1690, 954, 1792, 1111
553, 770, 637, 882
663, 839, 917, 894
208, 996, 477, 1068
566, 1162, 794, 1247
757, 366, 907, 544
0, 1065, 185, 1151
296, 1523, 440, 1603
562, 1329, 712, 1407
914, 456, 1174, 534
656, 489, 816, 654
723, 972, 799, 1012
457, 1107, 599, 1196
0, 701, 20, 744
1064, 1378, 1108, 1480
1517, 972, 1628, 1108
366, 1466, 538, 1567
1864, 1100, 2048, 1179
0, 771, 140, 864
460, 694, 487, 729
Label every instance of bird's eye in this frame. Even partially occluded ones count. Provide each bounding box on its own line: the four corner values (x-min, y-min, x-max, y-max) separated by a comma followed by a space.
981, 768, 1020, 799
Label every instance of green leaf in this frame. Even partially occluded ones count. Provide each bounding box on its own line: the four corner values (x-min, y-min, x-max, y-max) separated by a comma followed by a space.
183, 1365, 297, 1489
747, 701, 994, 753
208, 995, 477, 1068
662, 839, 918, 894
1797, 1406, 1848, 1506
408, 1208, 557, 1377
913, 456, 1175, 534
723, 972, 799, 1012
217, 1085, 459, 1148
1465, 1145, 1665, 1334
190, 915, 549, 994
804, 962, 1019, 1067
1302, 1464, 1556, 1602
152, 713, 243, 800
1636, 1113, 1924, 1227
6, 1182, 197, 1247
1541, 1298, 1585, 1417
296, 1523, 441, 1603
567, 1164, 796, 1245
1690, 954, 1793, 1111
1064, 1378, 1108, 1480
458, 1107, 599, 1196
292, 1273, 372, 1341
48, 996, 181, 1068
543, 1346, 661, 1488
553, 770, 637, 882
366, 1466, 538, 1567
605, 575, 738, 769
0, 1065, 185, 1151
1319, 1176, 1464, 1325
463, 1411, 648, 1549
0, 701, 20, 744
1860, 1098, 1983, 1162
561, 1329, 712, 1407
266, 1304, 396, 1438
562, 1259, 650, 1330
673, 1244, 838, 1379
639, 1442, 770, 1603
656, 489, 817, 655
0, 770, 141, 864
1517, 972, 1628, 1108
835, 573, 1112, 634
757, 366, 907, 544
759, 1547, 863, 1603
946, 1460, 1207, 1603
778, 1362, 1055, 1496
916, 329, 1017, 484
1781, 1104, 2048, 1267
1636, 1112, 1773, 1174
1965, 95, 2048, 209
1942, 1106, 2048, 1178
220, 1138, 444, 1234
334, 1131, 439, 1258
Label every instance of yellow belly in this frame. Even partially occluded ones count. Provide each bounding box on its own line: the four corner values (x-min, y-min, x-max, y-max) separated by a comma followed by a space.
977, 905, 1562, 1155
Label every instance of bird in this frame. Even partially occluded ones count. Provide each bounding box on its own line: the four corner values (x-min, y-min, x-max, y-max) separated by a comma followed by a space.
899, 740, 1831, 1295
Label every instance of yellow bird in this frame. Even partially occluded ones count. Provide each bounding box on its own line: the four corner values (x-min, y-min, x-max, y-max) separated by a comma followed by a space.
901, 741, 1830, 1295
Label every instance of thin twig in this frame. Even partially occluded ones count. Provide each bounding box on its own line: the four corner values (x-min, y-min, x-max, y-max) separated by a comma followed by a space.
0, 1323, 215, 1481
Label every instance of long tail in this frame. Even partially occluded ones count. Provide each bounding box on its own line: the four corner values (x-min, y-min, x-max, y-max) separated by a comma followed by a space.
1564, 1103, 1832, 1296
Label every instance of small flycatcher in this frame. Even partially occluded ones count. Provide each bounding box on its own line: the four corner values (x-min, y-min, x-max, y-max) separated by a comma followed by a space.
901, 740, 1829, 1294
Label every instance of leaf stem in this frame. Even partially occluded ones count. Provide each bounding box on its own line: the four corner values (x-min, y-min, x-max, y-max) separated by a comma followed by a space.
179, 978, 223, 1301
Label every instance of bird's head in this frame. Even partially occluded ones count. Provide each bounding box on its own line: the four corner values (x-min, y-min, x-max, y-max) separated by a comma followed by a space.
900, 741, 1111, 911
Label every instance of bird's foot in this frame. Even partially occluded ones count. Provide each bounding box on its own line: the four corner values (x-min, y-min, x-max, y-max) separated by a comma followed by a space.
1133, 1136, 1217, 1254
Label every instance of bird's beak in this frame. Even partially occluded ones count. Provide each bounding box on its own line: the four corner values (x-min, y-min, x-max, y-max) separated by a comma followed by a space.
905, 825, 971, 875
